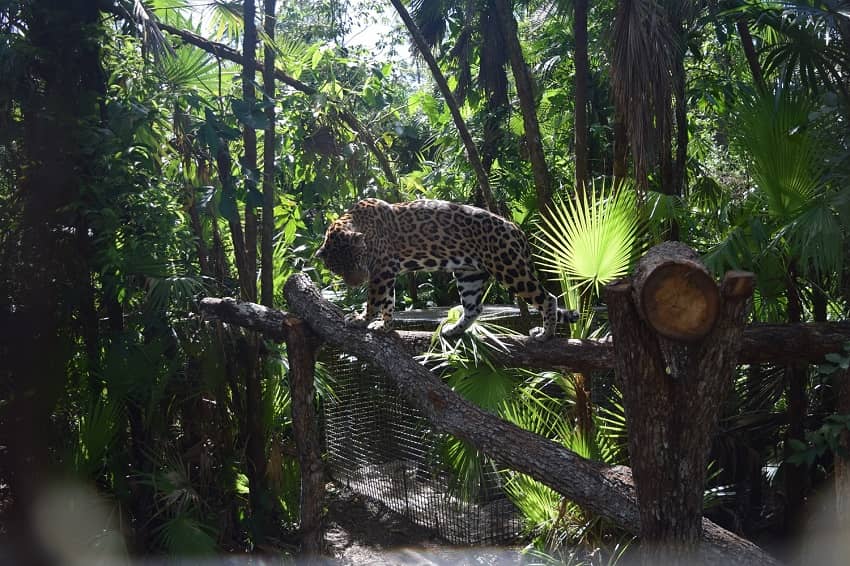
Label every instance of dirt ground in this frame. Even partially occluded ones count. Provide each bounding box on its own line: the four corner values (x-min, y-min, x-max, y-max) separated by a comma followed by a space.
323, 484, 523, 565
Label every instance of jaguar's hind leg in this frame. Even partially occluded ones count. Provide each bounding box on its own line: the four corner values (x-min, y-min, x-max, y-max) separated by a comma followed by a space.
495, 263, 576, 341
441, 270, 489, 337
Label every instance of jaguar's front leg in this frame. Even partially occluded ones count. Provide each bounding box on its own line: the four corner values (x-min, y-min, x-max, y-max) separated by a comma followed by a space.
358, 270, 397, 332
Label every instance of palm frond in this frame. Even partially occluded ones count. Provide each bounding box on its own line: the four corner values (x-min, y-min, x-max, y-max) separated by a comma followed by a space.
535, 181, 642, 297
750, 0, 850, 97
203, 0, 245, 43
160, 42, 220, 91
74, 398, 121, 476
732, 90, 824, 218
114, 0, 176, 61
610, 0, 677, 188
780, 194, 843, 278
154, 516, 217, 555
409, 0, 450, 49
147, 274, 207, 314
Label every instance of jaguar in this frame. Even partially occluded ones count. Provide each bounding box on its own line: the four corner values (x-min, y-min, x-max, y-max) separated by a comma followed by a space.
315, 198, 578, 341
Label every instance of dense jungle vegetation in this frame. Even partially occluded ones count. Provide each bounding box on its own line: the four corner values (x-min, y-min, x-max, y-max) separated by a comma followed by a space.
1, 0, 849, 563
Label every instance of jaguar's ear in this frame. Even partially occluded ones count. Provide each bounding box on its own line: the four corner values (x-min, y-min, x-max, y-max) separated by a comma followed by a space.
350, 231, 365, 247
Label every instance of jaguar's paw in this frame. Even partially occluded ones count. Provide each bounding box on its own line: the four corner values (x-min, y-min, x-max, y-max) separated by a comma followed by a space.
529, 327, 554, 342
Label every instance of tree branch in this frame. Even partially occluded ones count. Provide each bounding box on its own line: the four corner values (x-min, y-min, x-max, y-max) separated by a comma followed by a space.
200, 296, 850, 370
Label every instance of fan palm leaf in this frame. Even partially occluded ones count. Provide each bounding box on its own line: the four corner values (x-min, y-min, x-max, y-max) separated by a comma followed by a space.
535, 181, 642, 297
743, 0, 850, 97
733, 91, 823, 217
731, 89, 844, 278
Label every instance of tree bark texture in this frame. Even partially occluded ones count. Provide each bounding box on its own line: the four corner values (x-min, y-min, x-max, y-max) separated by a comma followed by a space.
242, 0, 259, 289
238, 4, 268, 530
783, 265, 807, 536
672, 43, 688, 200
261, 0, 277, 307
200, 275, 779, 565
389, 0, 497, 212
604, 243, 756, 564
492, 0, 554, 212
573, 0, 590, 196
612, 111, 628, 186
285, 318, 324, 556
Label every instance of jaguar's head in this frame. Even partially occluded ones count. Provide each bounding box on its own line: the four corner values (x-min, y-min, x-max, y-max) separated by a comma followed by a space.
316, 226, 369, 286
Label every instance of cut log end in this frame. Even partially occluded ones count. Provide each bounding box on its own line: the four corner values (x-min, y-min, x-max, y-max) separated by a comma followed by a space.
639, 262, 720, 342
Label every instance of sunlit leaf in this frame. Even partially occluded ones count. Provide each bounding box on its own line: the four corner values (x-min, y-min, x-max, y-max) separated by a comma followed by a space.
535, 180, 642, 297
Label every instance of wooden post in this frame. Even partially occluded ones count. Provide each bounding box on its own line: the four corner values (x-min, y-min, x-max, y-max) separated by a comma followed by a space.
604, 242, 755, 564
284, 318, 324, 557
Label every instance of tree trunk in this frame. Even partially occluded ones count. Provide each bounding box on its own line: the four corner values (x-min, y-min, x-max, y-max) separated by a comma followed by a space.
201, 296, 850, 373
492, 0, 554, 213
241, 0, 269, 543
260, 0, 276, 307
285, 319, 325, 556
672, 46, 688, 199
573, 0, 590, 196
783, 264, 807, 536
736, 19, 766, 93
243, 0, 259, 293
604, 243, 755, 564
4, 2, 104, 564
612, 111, 628, 187
389, 0, 496, 211
631, 241, 720, 342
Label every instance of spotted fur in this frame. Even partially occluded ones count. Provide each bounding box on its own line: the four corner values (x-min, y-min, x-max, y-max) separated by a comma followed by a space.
315, 198, 578, 341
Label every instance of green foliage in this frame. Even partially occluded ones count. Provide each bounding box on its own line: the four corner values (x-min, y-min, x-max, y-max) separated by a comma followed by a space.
535, 182, 643, 297
786, 414, 850, 466
73, 398, 121, 477
817, 343, 850, 376
733, 91, 822, 219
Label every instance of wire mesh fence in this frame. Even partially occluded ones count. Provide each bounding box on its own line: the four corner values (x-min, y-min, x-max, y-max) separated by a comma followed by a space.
321, 306, 527, 545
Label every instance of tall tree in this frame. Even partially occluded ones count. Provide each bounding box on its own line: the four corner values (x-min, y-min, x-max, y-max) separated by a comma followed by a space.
390, 0, 497, 212
261, 0, 277, 307
243, 0, 260, 288
573, 0, 590, 196
240, 0, 269, 541
611, 0, 674, 194
493, 0, 554, 213
3, 1, 105, 562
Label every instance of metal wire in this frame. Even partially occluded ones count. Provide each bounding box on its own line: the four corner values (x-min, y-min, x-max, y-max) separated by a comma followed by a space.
321, 307, 525, 545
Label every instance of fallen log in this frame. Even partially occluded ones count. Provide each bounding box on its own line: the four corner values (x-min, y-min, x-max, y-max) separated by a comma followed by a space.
199, 275, 781, 564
